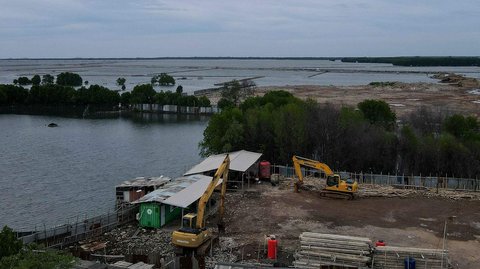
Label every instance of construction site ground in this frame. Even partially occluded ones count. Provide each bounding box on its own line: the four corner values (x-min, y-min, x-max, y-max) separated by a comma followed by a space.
88, 181, 480, 268
220, 181, 480, 269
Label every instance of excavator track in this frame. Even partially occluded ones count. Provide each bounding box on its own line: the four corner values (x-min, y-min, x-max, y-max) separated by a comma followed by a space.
319, 189, 355, 200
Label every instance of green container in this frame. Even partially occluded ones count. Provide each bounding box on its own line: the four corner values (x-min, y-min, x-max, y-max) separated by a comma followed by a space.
139, 203, 183, 228
139, 203, 161, 228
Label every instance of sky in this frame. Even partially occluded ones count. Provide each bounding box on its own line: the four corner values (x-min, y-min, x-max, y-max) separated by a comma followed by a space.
0, 0, 479, 58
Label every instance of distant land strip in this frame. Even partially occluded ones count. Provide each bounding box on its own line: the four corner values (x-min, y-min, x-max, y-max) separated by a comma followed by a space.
2, 56, 480, 66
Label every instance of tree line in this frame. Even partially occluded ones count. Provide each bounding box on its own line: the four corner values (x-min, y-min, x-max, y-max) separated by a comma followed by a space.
200, 91, 480, 178
341, 56, 480, 67
1, 72, 211, 108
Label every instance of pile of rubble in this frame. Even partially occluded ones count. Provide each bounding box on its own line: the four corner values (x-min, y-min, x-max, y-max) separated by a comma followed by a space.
94, 225, 174, 256
433, 72, 479, 88
275, 175, 325, 191
205, 237, 238, 268
359, 185, 480, 200
358, 185, 422, 198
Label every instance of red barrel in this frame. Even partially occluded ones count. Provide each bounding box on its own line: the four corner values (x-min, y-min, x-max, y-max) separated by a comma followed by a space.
267, 238, 277, 259
259, 161, 271, 180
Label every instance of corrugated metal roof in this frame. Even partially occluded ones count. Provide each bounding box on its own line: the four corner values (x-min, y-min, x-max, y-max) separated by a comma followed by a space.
116, 176, 171, 188
132, 174, 218, 208
163, 177, 223, 208
184, 150, 262, 176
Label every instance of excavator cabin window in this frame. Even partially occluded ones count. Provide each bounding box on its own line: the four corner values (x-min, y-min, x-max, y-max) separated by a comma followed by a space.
327, 175, 339, 187
182, 215, 197, 228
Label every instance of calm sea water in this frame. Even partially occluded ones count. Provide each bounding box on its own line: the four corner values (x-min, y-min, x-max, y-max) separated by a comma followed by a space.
0, 114, 208, 230
1, 59, 479, 93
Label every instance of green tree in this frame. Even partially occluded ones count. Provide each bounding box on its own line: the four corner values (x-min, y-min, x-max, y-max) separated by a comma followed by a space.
358, 99, 396, 130
17, 77, 32, 85
130, 84, 156, 104
27, 84, 76, 105
75, 85, 120, 105
56, 72, 83, 86
200, 107, 244, 156
221, 80, 242, 106
198, 96, 211, 107
176, 85, 183, 94
0, 226, 23, 259
116, 77, 126, 91
0, 88, 7, 105
0, 244, 75, 269
0, 84, 28, 104
151, 76, 157, 85
158, 73, 175, 85
41, 74, 55, 85
444, 114, 479, 141
31, 75, 41, 86
120, 92, 131, 105
217, 98, 235, 109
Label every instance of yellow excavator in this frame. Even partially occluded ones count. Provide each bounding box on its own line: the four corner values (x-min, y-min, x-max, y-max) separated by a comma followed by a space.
292, 155, 358, 199
171, 154, 230, 250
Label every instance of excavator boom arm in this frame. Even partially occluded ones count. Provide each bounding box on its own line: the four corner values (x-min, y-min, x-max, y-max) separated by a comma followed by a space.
195, 155, 230, 229
292, 155, 334, 185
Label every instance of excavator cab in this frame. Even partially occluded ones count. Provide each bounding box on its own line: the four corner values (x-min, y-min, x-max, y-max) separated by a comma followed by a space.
182, 213, 197, 229
326, 174, 340, 187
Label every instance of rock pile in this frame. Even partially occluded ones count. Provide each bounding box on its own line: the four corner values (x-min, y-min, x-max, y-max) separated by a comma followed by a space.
277, 176, 326, 191
205, 237, 238, 268
94, 225, 174, 256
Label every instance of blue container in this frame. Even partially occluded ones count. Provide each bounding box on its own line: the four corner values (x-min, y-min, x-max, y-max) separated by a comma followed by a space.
404, 257, 416, 269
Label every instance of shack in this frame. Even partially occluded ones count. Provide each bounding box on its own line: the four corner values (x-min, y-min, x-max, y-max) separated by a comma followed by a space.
115, 176, 171, 209
133, 174, 221, 228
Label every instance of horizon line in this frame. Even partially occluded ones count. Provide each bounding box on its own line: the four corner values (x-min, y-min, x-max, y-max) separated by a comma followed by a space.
1, 56, 479, 61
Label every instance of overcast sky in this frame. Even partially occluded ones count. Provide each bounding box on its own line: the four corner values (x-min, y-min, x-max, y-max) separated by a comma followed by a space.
0, 0, 479, 58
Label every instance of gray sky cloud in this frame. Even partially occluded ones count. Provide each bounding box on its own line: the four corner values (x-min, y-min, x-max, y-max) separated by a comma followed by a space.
0, 0, 478, 57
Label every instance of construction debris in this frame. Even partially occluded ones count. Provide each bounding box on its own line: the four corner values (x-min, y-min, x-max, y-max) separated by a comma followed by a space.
294, 232, 372, 268
359, 184, 480, 200
277, 175, 480, 201
205, 237, 239, 268
373, 246, 449, 269
92, 225, 174, 256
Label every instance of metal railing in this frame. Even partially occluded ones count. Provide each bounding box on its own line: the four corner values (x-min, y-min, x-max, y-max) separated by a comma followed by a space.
271, 164, 479, 191
17, 205, 139, 248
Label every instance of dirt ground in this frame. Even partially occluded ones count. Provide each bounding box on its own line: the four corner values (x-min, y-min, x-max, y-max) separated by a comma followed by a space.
202, 74, 480, 118
220, 183, 480, 269
255, 82, 480, 118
